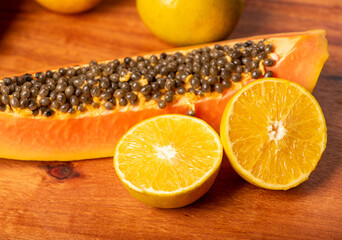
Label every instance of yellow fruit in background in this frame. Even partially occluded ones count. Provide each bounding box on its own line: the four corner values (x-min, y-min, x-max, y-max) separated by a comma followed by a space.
35, 0, 102, 14
136, 0, 244, 46
220, 79, 327, 190
114, 115, 223, 208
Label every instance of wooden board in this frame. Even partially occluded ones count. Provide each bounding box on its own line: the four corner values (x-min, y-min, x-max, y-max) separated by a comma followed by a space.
0, 0, 341, 239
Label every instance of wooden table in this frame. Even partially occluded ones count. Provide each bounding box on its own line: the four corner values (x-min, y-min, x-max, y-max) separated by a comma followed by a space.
0, 0, 341, 239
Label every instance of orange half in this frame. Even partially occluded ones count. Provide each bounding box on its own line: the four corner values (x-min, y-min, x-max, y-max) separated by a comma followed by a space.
220, 78, 327, 190
114, 114, 223, 208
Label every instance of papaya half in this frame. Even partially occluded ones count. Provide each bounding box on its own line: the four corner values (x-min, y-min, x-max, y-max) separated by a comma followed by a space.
0, 30, 328, 161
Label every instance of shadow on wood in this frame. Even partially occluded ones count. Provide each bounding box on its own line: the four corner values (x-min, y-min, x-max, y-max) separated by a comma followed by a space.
0, 1, 24, 49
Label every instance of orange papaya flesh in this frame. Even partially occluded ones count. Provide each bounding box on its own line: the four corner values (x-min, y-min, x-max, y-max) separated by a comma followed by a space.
0, 30, 328, 161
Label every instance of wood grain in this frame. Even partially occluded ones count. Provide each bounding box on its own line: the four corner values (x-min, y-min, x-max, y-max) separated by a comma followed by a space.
0, 0, 341, 239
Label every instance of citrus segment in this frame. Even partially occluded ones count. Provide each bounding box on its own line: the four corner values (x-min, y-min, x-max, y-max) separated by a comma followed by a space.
114, 114, 223, 208
220, 79, 327, 190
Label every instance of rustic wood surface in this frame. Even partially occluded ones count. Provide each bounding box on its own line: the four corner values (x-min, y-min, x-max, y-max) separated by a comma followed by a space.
0, 0, 341, 239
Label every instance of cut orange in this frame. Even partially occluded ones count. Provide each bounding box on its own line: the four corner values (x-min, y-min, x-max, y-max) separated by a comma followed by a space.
114, 114, 223, 208
220, 78, 327, 190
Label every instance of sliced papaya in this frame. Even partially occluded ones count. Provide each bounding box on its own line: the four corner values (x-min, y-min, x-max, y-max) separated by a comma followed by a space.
0, 30, 328, 161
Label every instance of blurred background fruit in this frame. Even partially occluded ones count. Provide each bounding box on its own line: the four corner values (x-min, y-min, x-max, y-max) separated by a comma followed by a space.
35, 0, 102, 14
136, 0, 244, 46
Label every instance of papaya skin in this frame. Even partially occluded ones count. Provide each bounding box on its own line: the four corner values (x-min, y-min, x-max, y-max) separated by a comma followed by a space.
0, 30, 328, 161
